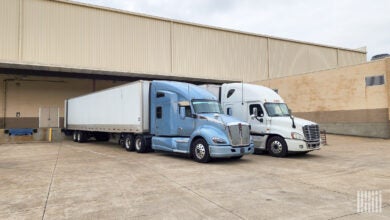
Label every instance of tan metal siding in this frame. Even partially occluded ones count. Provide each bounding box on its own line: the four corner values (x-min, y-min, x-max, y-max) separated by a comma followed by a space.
0, 0, 20, 61
172, 23, 268, 82
22, 0, 171, 73
338, 49, 366, 67
269, 39, 339, 78
269, 39, 308, 78
307, 45, 338, 72
0, 0, 367, 83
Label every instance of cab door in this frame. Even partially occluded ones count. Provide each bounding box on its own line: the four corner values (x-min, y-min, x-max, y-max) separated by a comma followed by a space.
177, 104, 195, 137
248, 102, 268, 149
154, 91, 178, 136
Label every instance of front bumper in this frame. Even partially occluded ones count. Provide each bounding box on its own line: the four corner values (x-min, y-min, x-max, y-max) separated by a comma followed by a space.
286, 139, 321, 152
209, 143, 254, 158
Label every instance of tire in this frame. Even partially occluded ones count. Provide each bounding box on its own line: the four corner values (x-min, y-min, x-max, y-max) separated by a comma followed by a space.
135, 135, 147, 153
267, 136, 288, 157
191, 138, 211, 163
77, 131, 86, 143
231, 155, 243, 160
72, 131, 78, 142
124, 134, 135, 152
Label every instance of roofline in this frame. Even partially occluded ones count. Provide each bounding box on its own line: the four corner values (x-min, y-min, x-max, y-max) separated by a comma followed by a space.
54, 0, 366, 54
251, 58, 390, 82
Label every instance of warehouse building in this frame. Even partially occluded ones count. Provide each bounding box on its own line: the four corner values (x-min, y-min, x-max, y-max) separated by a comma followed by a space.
254, 58, 390, 138
0, 0, 372, 140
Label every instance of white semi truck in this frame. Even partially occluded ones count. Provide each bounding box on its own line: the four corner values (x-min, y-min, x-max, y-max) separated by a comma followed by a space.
200, 83, 321, 157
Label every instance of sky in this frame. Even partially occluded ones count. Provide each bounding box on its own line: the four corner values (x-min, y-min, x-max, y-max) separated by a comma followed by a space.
74, 0, 390, 60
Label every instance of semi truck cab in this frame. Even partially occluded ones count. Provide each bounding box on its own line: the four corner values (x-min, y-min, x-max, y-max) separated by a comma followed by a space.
149, 81, 254, 162
201, 83, 321, 157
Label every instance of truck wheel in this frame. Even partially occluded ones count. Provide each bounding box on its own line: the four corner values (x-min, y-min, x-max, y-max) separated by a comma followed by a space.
135, 135, 147, 153
72, 131, 78, 142
124, 134, 135, 152
191, 138, 211, 163
267, 136, 288, 157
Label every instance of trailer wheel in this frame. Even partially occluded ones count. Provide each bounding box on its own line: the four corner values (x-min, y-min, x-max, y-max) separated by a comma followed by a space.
72, 131, 78, 142
124, 134, 135, 152
191, 138, 211, 163
135, 135, 147, 153
77, 131, 86, 143
267, 136, 288, 157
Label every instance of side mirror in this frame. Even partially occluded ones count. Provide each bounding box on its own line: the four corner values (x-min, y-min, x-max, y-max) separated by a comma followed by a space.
288, 108, 292, 115
179, 107, 185, 119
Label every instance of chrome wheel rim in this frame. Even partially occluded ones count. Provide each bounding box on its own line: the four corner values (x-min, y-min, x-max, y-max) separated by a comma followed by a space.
195, 143, 206, 159
73, 132, 77, 141
135, 138, 141, 151
270, 141, 283, 154
125, 138, 131, 149
77, 132, 81, 141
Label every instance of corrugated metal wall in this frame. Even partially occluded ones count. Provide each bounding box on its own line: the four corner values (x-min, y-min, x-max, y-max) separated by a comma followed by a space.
0, 0, 367, 82
0, 0, 19, 61
172, 23, 268, 81
22, 0, 172, 74
269, 39, 339, 78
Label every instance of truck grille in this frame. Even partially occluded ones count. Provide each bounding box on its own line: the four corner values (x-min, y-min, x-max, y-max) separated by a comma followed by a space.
228, 124, 250, 147
303, 124, 320, 141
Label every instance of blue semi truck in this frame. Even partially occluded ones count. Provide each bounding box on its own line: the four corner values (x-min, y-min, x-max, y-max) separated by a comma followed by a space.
64, 80, 254, 162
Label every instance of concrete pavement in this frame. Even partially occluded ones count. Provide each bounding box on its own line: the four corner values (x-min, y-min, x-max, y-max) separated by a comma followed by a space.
0, 135, 389, 219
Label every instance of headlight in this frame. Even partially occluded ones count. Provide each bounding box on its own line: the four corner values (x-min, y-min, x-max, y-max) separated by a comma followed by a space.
291, 132, 304, 140
212, 137, 227, 144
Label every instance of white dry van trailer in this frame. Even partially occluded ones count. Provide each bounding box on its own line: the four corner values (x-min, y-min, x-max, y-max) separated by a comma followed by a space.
65, 81, 150, 141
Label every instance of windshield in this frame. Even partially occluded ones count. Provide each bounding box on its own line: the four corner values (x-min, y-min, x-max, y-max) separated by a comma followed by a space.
264, 103, 290, 117
192, 100, 223, 114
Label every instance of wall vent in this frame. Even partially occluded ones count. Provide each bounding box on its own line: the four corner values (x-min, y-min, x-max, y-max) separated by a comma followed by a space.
365, 75, 385, 86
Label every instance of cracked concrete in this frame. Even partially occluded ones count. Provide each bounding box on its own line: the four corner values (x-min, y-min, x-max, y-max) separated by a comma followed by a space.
0, 135, 389, 219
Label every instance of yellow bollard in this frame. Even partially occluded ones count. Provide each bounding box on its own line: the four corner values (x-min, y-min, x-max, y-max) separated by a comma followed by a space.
49, 128, 52, 142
